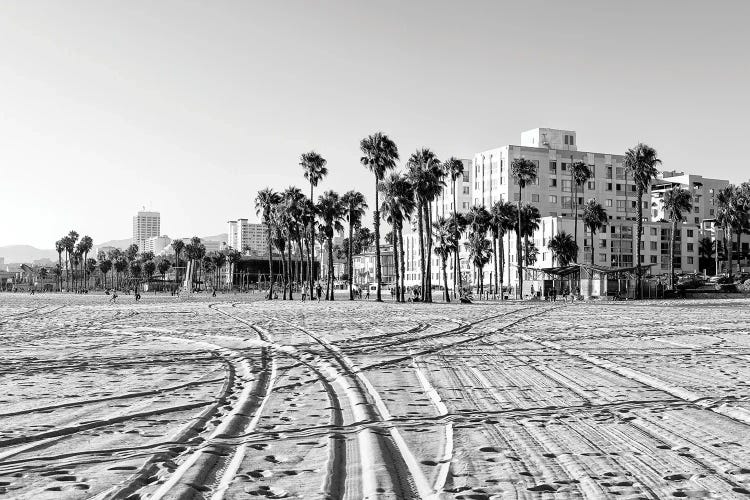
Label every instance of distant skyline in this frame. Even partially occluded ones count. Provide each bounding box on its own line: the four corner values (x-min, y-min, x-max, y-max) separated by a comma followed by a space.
2, 1, 749, 248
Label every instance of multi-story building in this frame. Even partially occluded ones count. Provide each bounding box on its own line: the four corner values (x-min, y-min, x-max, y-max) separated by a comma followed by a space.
651, 171, 729, 225
132, 211, 161, 251
227, 219, 268, 254
434, 158, 473, 218
352, 244, 395, 286
144, 235, 172, 255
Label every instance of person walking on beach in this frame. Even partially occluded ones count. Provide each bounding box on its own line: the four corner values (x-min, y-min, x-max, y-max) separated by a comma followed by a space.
302, 287, 308, 301
110, 290, 118, 304
315, 282, 322, 301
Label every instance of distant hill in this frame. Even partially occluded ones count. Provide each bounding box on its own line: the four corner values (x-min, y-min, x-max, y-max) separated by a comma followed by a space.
0, 245, 58, 264
2, 233, 229, 264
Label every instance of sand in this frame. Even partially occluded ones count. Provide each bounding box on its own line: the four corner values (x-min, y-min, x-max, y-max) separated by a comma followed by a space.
1, 293, 750, 499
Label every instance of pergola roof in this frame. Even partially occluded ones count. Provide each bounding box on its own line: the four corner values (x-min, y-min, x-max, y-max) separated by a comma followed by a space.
527, 263, 656, 278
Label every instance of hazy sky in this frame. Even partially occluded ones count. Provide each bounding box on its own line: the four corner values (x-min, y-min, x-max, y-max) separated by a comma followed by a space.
2, 0, 749, 248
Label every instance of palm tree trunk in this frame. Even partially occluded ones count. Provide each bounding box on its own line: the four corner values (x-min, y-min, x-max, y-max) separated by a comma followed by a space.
417, 198, 425, 298
499, 234, 505, 300
726, 228, 734, 280
310, 183, 316, 298
327, 236, 335, 301
267, 227, 274, 299
392, 222, 400, 301
590, 234, 596, 296
348, 221, 354, 300
398, 226, 406, 302
636, 188, 644, 299
287, 243, 294, 300
425, 202, 433, 302
453, 181, 458, 298
669, 218, 677, 290
736, 232, 742, 278
517, 189, 523, 299
374, 177, 383, 302
442, 256, 449, 302
492, 234, 498, 296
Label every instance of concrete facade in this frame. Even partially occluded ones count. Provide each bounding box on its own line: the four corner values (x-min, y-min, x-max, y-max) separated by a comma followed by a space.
132, 211, 161, 252
228, 219, 268, 255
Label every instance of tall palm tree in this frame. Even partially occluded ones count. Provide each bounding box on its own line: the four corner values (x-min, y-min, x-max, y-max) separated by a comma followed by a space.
99, 259, 112, 289
78, 235, 93, 290
316, 191, 346, 300
271, 208, 289, 299
379, 172, 416, 302
55, 239, 64, 291
443, 157, 465, 293
360, 132, 399, 302
661, 186, 693, 289
510, 159, 538, 298
448, 212, 468, 296
624, 143, 661, 298
433, 216, 457, 302
65, 231, 78, 291
171, 239, 185, 283
341, 190, 368, 300
464, 235, 492, 295
465, 206, 491, 293
255, 188, 281, 299
489, 201, 517, 299
300, 151, 328, 296
547, 232, 578, 267
406, 148, 443, 302
283, 186, 305, 295
519, 204, 541, 277
582, 199, 608, 296
570, 161, 592, 261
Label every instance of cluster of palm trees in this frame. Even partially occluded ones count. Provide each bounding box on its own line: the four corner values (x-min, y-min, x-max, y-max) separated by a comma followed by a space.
50, 232, 242, 292
54, 231, 93, 291
715, 183, 750, 280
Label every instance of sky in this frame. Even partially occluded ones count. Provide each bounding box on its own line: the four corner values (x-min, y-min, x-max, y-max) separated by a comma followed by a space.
1, 0, 749, 248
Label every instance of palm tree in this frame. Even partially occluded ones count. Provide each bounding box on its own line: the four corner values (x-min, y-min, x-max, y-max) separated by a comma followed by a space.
300, 151, 328, 296
624, 143, 661, 298
99, 259, 112, 289
443, 157, 465, 293
283, 186, 305, 295
661, 186, 693, 289
489, 201, 517, 299
570, 161, 592, 260
433, 216, 456, 301
341, 190, 368, 300
510, 159, 538, 298
465, 206, 491, 293
55, 239, 64, 291
582, 199, 608, 296
171, 239, 185, 283
64, 231, 78, 291
144, 260, 156, 286
548, 232, 578, 267
114, 258, 127, 289
316, 191, 346, 300
185, 237, 206, 290
406, 149, 444, 302
519, 204, 541, 277
255, 188, 281, 299
157, 258, 171, 288
448, 212, 468, 296
464, 235, 492, 295
78, 235, 93, 290
271, 206, 290, 299
360, 132, 399, 302
380, 173, 416, 302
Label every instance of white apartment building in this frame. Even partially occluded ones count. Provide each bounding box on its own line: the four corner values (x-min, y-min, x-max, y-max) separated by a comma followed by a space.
132, 211, 161, 251
144, 235, 172, 255
472, 128, 647, 223
651, 171, 729, 225
228, 219, 268, 254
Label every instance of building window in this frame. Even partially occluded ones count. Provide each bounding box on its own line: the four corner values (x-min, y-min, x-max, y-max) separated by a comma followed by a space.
607, 183, 613, 191
694, 217, 699, 224
710, 209, 714, 215
687, 256, 694, 265
587, 181, 595, 190
606, 166, 613, 179
549, 195, 558, 203
463, 186, 470, 195
532, 194, 540, 202
561, 162, 568, 171
463, 202, 469, 209
606, 199, 613, 207
562, 180, 571, 190
650, 227, 657, 236
687, 243, 694, 251
549, 178, 557, 187
650, 255, 658, 264
569, 136, 574, 145
694, 206, 699, 213
549, 161, 557, 172
650, 241, 657, 250
564, 135, 569, 145
687, 229, 694, 237
463, 172, 470, 182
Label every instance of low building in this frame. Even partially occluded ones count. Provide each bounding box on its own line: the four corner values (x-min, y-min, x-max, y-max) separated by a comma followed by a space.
144, 235, 172, 255
352, 244, 396, 286
651, 171, 729, 226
